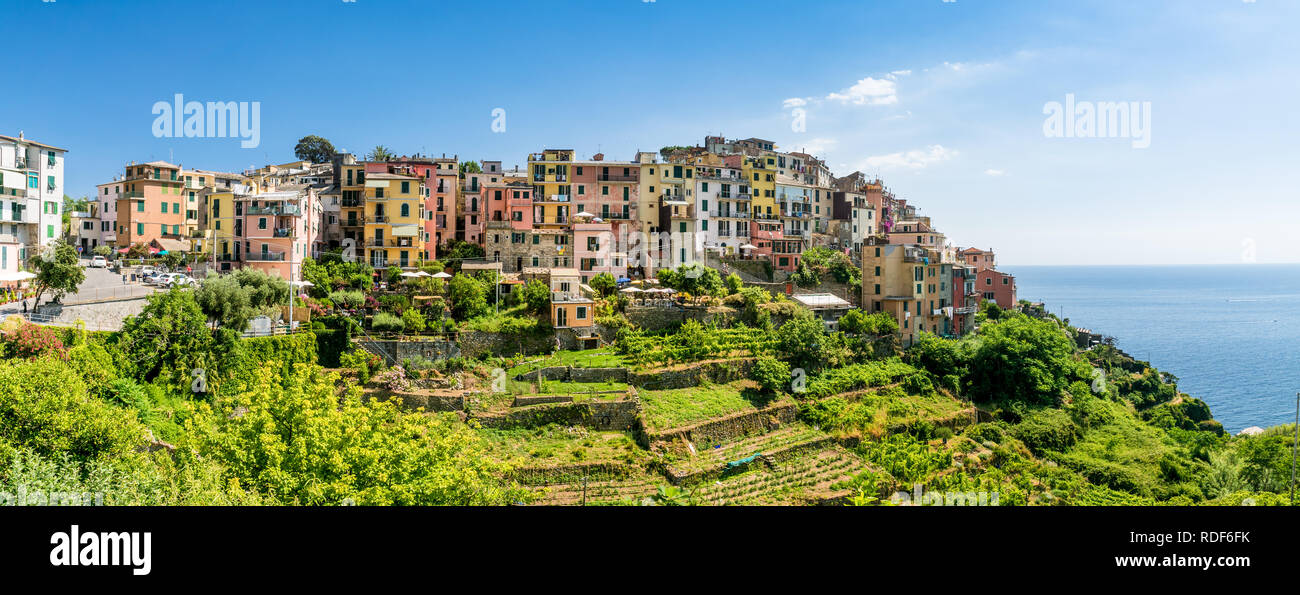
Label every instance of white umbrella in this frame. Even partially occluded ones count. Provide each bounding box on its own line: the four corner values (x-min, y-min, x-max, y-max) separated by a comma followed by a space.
740, 243, 759, 250
432, 271, 453, 279
290, 280, 314, 287
619, 287, 642, 293
400, 272, 422, 278
413, 271, 433, 277
0, 271, 36, 282
575, 211, 595, 218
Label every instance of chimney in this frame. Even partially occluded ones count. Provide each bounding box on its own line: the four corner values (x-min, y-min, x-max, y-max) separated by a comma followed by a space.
18, 131, 23, 141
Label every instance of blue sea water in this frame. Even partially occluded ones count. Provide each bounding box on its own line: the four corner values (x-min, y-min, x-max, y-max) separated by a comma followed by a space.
1010, 265, 1300, 435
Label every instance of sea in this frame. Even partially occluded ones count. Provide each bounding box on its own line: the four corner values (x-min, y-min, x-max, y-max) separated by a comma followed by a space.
1010, 264, 1300, 435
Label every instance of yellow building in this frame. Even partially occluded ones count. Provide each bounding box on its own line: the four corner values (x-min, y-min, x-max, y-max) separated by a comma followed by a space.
527, 149, 575, 229
862, 242, 947, 346
204, 189, 241, 272
339, 161, 366, 252
744, 155, 777, 219
363, 173, 424, 269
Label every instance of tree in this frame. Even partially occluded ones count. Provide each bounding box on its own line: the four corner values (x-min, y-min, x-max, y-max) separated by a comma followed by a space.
438, 239, 485, 267
367, 145, 394, 162
519, 279, 551, 314
776, 316, 828, 373
459, 161, 482, 174
752, 356, 792, 395
293, 135, 335, 164
117, 289, 215, 390
92, 245, 112, 257
186, 365, 528, 505
195, 273, 254, 330
31, 242, 85, 306
386, 265, 404, 286
725, 273, 743, 295
447, 274, 488, 320
965, 315, 1087, 407
589, 273, 616, 297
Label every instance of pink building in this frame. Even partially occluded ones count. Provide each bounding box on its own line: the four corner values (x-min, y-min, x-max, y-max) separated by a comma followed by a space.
238, 185, 320, 279
573, 221, 625, 283
976, 268, 1017, 309
958, 247, 996, 271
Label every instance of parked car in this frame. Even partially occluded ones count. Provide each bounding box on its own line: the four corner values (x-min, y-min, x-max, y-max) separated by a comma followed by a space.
164, 274, 196, 288
90, 255, 107, 268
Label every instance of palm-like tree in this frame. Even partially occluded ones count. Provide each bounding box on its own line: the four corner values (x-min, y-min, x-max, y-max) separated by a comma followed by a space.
368, 145, 394, 162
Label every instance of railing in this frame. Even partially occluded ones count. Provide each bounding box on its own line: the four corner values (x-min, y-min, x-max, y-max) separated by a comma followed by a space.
273, 228, 294, 238
597, 173, 638, 182
246, 205, 302, 216
122, 191, 144, 200
245, 251, 286, 262
371, 215, 388, 223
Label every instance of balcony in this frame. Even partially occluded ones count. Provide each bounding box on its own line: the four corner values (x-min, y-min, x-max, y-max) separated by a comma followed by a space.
596, 173, 638, 182
371, 215, 388, 223
246, 204, 302, 216
369, 238, 386, 247
341, 197, 363, 207
536, 194, 571, 203
122, 191, 145, 200
273, 228, 294, 238
185, 179, 203, 189
246, 251, 286, 262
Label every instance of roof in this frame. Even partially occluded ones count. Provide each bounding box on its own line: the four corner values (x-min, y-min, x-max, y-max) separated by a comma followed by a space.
150, 238, 192, 252
792, 293, 852, 309
0, 134, 67, 152
139, 160, 180, 169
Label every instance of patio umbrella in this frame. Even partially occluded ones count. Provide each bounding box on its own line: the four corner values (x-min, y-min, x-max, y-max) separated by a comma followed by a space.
414, 271, 433, 277
619, 287, 642, 293
740, 243, 758, 250
432, 271, 453, 279
575, 211, 595, 218
400, 272, 422, 278
0, 271, 36, 282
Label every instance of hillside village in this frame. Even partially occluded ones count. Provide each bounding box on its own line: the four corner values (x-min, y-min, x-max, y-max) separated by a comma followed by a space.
1, 131, 1286, 507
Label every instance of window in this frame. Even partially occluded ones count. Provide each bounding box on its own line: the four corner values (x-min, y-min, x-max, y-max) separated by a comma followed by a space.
401, 181, 410, 193
400, 203, 410, 217
136, 223, 143, 235
576, 306, 587, 320
258, 218, 267, 229
173, 202, 180, 213
162, 202, 168, 214
137, 201, 144, 212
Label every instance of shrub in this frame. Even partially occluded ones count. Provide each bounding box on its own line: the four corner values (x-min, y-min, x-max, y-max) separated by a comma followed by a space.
752, 356, 791, 394
401, 308, 427, 333
371, 312, 404, 332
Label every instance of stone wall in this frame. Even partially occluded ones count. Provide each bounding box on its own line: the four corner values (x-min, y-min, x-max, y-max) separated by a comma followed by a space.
516, 366, 629, 384
508, 461, 638, 486
643, 401, 799, 448
471, 399, 640, 431
457, 329, 556, 359
363, 389, 466, 412
356, 339, 460, 365
630, 358, 755, 390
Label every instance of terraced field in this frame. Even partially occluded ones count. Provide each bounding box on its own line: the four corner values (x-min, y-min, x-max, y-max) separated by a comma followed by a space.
531, 473, 662, 506
690, 447, 866, 506
668, 423, 829, 475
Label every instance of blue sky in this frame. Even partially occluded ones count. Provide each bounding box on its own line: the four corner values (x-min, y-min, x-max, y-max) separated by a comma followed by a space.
9, 0, 1298, 265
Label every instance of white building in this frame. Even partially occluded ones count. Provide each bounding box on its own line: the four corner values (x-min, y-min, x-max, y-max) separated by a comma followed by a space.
696, 163, 749, 256
0, 132, 66, 275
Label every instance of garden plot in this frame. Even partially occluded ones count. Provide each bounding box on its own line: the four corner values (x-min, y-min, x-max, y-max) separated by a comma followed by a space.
531, 473, 662, 506
689, 447, 866, 506
480, 425, 644, 467
639, 380, 786, 432
666, 423, 829, 477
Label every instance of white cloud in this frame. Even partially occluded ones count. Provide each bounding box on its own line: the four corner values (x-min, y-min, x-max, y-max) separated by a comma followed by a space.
782, 97, 808, 108
794, 137, 838, 155
861, 145, 956, 170
984, 168, 1005, 176
826, 77, 898, 105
